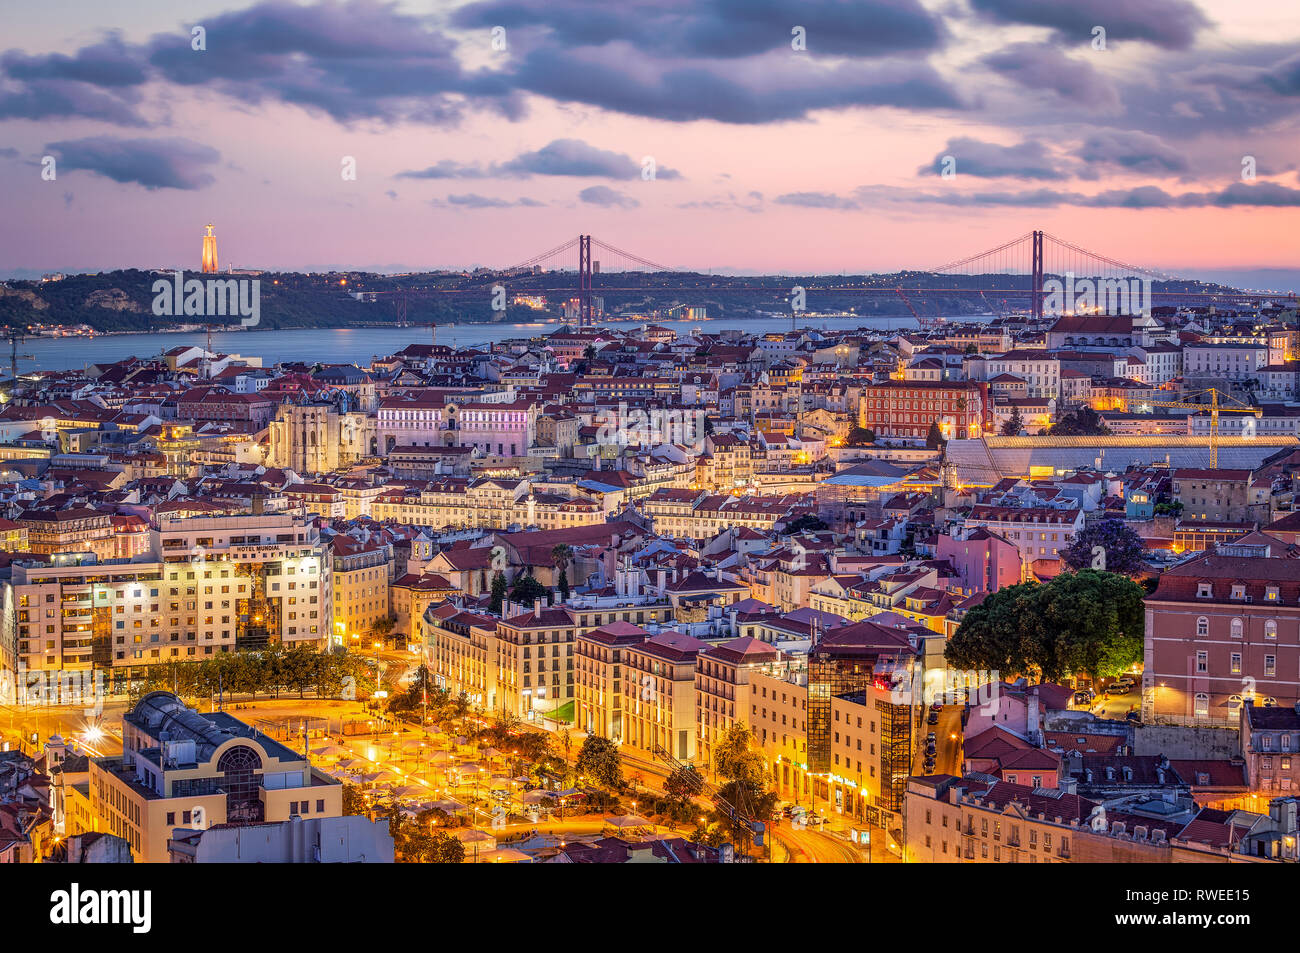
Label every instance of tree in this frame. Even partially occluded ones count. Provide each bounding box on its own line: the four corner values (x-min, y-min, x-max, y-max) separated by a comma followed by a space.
489, 570, 508, 615
369, 615, 397, 646
782, 514, 827, 534
926, 421, 946, 450
341, 783, 368, 817
712, 724, 766, 787
551, 544, 573, 602
575, 734, 623, 790
845, 425, 875, 447
428, 831, 466, 863
664, 766, 701, 805
1001, 406, 1024, 436
945, 569, 1144, 683
510, 572, 548, 607
1049, 406, 1110, 436
1061, 519, 1147, 575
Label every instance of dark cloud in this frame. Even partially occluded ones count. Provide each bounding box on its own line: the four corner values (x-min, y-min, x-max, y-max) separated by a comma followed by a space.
398, 139, 680, 181
1076, 131, 1188, 175
0, 79, 148, 125
918, 137, 1064, 180
969, 0, 1209, 50
578, 185, 638, 208
2, 35, 147, 87
496, 138, 679, 179
452, 0, 946, 60
981, 44, 1118, 107
43, 136, 220, 190
511, 46, 962, 123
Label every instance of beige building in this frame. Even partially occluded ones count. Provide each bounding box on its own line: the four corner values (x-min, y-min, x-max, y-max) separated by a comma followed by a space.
575, 621, 651, 742
622, 631, 708, 762
85, 691, 342, 863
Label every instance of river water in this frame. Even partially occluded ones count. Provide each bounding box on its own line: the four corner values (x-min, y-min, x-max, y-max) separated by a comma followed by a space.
22, 314, 927, 372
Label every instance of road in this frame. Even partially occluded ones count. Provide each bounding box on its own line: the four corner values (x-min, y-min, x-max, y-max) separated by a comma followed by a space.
914, 704, 962, 777
771, 820, 883, 863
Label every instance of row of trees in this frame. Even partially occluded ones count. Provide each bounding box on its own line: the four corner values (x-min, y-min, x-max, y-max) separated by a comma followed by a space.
133, 646, 373, 703
946, 569, 1144, 683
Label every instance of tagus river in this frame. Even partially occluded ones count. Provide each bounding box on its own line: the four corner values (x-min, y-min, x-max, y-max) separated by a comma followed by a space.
24, 314, 926, 373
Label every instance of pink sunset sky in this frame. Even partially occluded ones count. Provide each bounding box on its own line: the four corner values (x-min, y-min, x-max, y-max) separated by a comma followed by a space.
1, 0, 1298, 278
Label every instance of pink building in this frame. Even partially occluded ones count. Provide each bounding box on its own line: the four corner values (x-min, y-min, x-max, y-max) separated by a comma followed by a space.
935, 527, 1023, 594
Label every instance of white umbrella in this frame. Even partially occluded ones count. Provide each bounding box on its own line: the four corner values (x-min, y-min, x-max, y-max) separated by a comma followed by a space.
312, 744, 350, 757
389, 784, 428, 799
606, 814, 653, 828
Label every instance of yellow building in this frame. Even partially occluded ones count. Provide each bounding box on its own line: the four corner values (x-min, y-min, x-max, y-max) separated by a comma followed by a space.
330, 536, 391, 643
85, 691, 342, 863
575, 621, 652, 742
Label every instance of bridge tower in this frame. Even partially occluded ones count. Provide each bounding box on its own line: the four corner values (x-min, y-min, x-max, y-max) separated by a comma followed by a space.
1030, 229, 1044, 320
578, 234, 593, 327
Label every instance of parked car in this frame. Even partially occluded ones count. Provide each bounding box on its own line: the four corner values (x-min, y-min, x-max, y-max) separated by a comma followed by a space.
1110, 683, 1130, 695
927, 710, 940, 725
1073, 690, 1092, 706
923, 756, 936, 772
1125, 711, 1141, 724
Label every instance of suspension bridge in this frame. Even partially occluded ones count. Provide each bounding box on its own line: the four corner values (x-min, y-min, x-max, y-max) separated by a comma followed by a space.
355, 231, 1291, 328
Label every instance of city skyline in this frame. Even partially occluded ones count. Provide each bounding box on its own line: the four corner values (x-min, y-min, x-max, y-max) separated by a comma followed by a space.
1, 0, 1299, 277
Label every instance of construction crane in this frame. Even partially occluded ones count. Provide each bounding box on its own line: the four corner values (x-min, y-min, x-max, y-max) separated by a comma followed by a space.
896, 287, 946, 330
1119, 387, 1261, 468
4, 328, 35, 397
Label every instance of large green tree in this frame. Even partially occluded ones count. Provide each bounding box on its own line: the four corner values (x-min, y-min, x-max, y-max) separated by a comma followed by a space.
945, 569, 1144, 683
711, 724, 766, 787
575, 734, 624, 790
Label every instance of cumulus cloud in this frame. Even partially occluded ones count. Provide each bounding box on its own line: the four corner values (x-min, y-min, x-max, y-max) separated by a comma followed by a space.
578, 185, 638, 208
918, 137, 1065, 180
401, 139, 679, 181
43, 136, 220, 190
981, 44, 1118, 107
968, 0, 1209, 50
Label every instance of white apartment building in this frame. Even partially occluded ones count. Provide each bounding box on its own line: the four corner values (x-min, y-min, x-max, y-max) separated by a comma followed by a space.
6, 512, 330, 683
969, 350, 1060, 399
1183, 343, 1269, 381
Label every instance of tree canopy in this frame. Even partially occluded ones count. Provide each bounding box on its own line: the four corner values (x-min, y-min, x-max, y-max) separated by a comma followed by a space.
945, 569, 1144, 683
1048, 406, 1110, 436
1061, 518, 1148, 575
575, 734, 623, 790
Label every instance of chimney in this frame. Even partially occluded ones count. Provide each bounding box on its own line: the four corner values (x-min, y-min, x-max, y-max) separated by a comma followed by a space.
534, 598, 542, 615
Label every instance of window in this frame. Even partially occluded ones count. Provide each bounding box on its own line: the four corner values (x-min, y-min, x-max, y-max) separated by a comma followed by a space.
1196, 617, 1209, 637
1195, 693, 1210, 717
1266, 620, 1277, 640
1196, 651, 1208, 674
1231, 618, 1243, 639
